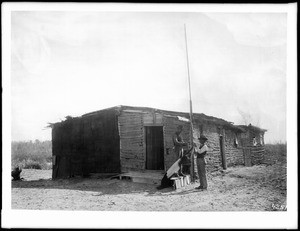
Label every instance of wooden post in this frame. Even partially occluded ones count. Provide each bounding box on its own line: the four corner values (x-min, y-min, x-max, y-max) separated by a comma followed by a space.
184, 24, 195, 182
220, 130, 227, 170
243, 147, 252, 167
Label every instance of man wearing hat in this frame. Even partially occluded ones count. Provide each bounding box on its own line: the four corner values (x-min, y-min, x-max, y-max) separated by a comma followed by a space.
194, 135, 209, 190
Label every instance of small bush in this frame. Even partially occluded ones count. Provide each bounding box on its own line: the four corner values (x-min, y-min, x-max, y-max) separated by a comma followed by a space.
24, 162, 42, 169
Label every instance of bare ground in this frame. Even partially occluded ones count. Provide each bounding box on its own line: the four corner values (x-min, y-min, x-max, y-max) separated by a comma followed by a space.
11, 163, 287, 211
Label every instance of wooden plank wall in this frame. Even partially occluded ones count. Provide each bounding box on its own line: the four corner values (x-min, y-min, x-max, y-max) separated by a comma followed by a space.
119, 111, 195, 172
119, 110, 165, 172
52, 110, 120, 179
117, 110, 257, 173
82, 111, 120, 174
143, 112, 163, 125
224, 129, 244, 167
53, 108, 265, 178
119, 111, 145, 172
198, 123, 223, 172
193, 123, 244, 171
161, 117, 246, 173
242, 146, 265, 166
240, 129, 266, 166
250, 146, 265, 165
52, 119, 83, 178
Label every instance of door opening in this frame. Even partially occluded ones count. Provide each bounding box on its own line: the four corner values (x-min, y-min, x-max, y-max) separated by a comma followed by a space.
145, 126, 164, 170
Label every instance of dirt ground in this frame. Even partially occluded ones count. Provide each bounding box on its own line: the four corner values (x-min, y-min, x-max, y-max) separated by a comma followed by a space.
11, 163, 287, 211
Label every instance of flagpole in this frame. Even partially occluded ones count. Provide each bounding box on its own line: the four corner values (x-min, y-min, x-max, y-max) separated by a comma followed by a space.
184, 24, 195, 182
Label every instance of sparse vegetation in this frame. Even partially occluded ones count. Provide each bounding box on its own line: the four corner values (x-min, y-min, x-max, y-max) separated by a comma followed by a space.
265, 142, 287, 154
264, 142, 287, 163
11, 140, 52, 170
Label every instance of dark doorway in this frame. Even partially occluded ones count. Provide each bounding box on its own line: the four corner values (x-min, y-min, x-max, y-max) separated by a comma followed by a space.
145, 126, 164, 170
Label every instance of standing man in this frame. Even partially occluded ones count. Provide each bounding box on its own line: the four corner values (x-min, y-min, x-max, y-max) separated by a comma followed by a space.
194, 135, 209, 190
172, 125, 187, 176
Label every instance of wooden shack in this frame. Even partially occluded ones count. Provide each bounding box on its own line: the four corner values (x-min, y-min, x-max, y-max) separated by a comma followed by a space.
51, 105, 266, 179
237, 124, 267, 166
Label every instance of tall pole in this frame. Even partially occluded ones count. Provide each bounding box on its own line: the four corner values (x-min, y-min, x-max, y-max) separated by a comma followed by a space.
184, 24, 195, 182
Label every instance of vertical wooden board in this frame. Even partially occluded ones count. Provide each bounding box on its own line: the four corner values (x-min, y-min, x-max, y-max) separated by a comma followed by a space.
119, 112, 144, 170
104, 111, 121, 172
52, 109, 121, 177
219, 132, 227, 169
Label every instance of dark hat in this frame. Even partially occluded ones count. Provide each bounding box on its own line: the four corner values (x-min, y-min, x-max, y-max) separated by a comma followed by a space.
198, 135, 208, 141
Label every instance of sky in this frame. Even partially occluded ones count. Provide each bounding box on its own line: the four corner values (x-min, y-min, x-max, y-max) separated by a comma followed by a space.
10, 11, 287, 143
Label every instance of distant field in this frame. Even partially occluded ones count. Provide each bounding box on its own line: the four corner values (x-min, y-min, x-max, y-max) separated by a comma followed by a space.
11, 140, 52, 170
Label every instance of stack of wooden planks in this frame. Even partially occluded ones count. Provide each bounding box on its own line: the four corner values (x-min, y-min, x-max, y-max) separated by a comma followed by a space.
114, 170, 165, 185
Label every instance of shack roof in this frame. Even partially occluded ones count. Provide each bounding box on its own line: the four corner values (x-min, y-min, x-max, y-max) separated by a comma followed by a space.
237, 124, 267, 133
50, 105, 268, 133
81, 105, 244, 132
